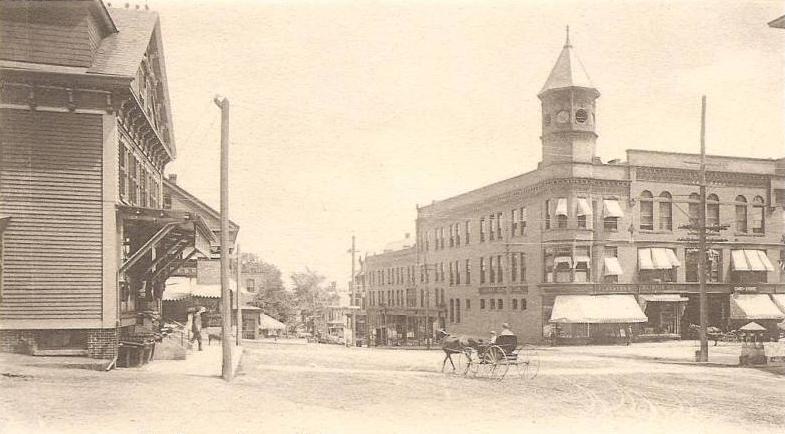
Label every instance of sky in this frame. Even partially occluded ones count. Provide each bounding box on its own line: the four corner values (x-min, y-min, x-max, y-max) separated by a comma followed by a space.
143, 0, 785, 288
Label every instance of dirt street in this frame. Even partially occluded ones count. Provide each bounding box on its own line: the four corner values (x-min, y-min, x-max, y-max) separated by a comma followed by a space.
2, 341, 783, 434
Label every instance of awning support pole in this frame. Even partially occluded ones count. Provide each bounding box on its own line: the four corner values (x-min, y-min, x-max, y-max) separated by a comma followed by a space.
119, 222, 178, 274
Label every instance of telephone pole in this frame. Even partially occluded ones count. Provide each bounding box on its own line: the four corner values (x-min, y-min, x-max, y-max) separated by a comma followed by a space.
697, 95, 709, 362
236, 244, 242, 346
349, 235, 357, 347
214, 95, 233, 381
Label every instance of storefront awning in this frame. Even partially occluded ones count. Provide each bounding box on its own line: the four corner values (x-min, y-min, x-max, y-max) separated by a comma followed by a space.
163, 276, 238, 300
770, 294, 785, 314
730, 294, 785, 320
555, 198, 568, 217
259, 313, 286, 330
603, 199, 624, 218
604, 257, 623, 276
550, 295, 648, 324
731, 250, 775, 272
638, 248, 680, 270
576, 198, 592, 216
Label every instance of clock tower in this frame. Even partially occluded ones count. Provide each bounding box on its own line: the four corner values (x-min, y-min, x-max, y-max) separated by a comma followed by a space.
538, 27, 600, 167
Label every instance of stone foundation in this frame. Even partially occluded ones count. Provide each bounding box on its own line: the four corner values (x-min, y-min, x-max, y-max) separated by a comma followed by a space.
0, 328, 120, 359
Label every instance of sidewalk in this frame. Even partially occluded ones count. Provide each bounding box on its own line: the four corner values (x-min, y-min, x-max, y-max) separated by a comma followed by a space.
550, 340, 743, 366
145, 342, 243, 378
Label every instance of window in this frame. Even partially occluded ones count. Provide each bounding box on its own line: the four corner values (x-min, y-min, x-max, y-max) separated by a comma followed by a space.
465, 259, 471, 284
686, 249, 721, 283
752, 196, 765, 234
489, 214, 496, 241
455, 223, 461, 246
128, 153, 138, 205
449, 299, 454, 323
489, 256, 496, 283
420, 289, 424, 307
498, 299, 503, 310
513, 299, 518, 310
659, 192, 673, 231
706, 194, 720, 229
603, 199, 622, 231
603, 246, 619, 283
440, 227, 445, 249
639, 191, 654, 230
465, 220, 471, 244
455, 260, 461, 285
688, 193, 700, 228
480, 299, 486, 309
735, 196, 748, 233
544, 200, 551, 229
497, 255, 503, 283
449, 225, 455, 247
574, 246, 591, 282
456, 299, 461, 323
519, 207, 527, 236
576, 198, 591, 229
480, 257, 486, 284
480, 218, 486, 242
440, 262, 445, 282
511, 208, 518, 236
246, 279, 256, 292
466, 299, 471, 310
519, 253, 527, 282
521, 298, 527, 310
496, 212, 503, 239
490, 299, 496, 310
119, 142, 127, 200
511, 254, 518, 282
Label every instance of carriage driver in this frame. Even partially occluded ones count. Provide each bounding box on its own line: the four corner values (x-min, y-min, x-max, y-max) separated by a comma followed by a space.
500, 323, 515, 336
488, 331, 497, 344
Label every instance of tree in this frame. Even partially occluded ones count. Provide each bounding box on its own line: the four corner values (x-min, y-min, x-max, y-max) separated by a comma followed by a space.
242, 253, 295, 324
290, 268, 330, 335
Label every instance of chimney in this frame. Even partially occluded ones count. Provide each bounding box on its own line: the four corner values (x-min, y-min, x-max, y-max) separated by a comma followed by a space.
168, 174, 177, 184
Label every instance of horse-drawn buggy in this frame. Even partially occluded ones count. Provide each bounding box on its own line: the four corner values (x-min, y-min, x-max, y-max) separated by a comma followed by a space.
439, 330, 540, 381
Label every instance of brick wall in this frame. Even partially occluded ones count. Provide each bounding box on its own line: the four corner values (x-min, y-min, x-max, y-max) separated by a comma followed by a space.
86, 329, 119, 359
0, 330, 37, 353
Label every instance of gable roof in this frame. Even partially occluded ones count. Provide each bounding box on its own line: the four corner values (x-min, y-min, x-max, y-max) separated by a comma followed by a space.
163, 178, 240, 238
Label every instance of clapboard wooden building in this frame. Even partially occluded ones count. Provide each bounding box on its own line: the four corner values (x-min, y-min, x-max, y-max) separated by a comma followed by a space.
0, 0, 217, 358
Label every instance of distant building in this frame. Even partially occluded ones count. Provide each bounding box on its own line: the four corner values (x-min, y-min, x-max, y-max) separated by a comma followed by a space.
0, 1, 228, 358
360, 31, 785, 345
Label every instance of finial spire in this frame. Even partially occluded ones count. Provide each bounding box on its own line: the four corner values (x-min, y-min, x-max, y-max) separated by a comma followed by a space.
565, 25, 571, 48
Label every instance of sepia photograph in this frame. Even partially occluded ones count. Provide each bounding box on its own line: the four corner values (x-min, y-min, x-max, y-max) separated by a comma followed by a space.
1, 0, 784, 433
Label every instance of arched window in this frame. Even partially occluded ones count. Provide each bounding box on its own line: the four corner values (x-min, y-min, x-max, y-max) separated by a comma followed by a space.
752, 196, 765, 234
639, 191, 654, 230
688, 193, 700, 228
658, 192, 672, 231
707, 194, 720, 228
735, 195, 747, 233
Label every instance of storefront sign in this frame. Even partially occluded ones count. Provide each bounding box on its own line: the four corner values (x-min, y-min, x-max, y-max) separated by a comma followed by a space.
733, 287, 758, 293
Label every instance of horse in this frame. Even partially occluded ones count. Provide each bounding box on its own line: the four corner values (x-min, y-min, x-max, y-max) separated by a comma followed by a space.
436, 329, 482, 373
688, 323, 722, 346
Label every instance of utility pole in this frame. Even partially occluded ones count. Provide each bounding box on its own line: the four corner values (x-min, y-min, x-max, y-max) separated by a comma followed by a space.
349, 235, 357, 347
697, 95, 709, 362
236, 244, 242, 346
214, 95, 233, 381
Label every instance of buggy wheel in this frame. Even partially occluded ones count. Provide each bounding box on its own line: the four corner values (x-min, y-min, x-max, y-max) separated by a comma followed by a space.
520, 347, 540, 380
485, 345, 508, 381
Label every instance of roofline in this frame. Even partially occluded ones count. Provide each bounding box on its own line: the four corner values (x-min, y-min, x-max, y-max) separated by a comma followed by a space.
626, 148, 785, 163
768, 15, 785, 28
163, 178, 240, 231
0, 65, 133, 87
537, 85, 601, 99
93, 0, 118, 33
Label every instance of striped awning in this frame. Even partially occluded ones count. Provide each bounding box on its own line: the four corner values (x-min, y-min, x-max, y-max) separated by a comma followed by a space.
550, 295, 648, 324
770, 294, 785, 314
555, 198, 568, 217
639, 248, 680, 270
576, 198, 592, 216
603, 199, 624, 218
604, 257, 624, 276
730, 294, 785, 320
731, 250, 775, 272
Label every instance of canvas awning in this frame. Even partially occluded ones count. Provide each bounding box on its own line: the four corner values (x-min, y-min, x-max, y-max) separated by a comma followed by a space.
770, 294, 785, 314
731, 250, 775, 272
730, 294, 785, 320
573, 256, 591, 268
549, 295, 648, 324
604, 257, 623, 276
555, 198, 568, 217
638, 248, 680, 270
163, 276, 238, 300
259, 313, 286, 330
554, 256, 572, 268
576, 198, 592, 216
603, 199, 624, 218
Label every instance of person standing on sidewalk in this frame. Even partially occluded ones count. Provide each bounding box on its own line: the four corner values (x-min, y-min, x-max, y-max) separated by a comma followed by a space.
190, 307, 205, 351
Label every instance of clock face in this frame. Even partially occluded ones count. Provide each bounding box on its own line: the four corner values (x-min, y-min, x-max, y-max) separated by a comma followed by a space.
556, 110, 569, 123
575, 109, 588, 123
